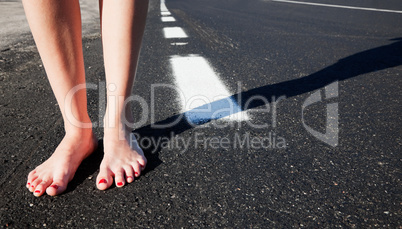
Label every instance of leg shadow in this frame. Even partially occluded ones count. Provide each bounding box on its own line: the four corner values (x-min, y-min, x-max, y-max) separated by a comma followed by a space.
135, 38, 402, 153
64, 140, 105, 194
235, 38, 402, 109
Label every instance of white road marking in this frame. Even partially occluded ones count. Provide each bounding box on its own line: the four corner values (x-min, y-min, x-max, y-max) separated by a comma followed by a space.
170, 55, 248, 124
161, 16, 176, 22
163, 27, 188, 39
160, 0, 247, 123
160, 0, 168, 12
170, 42, 189, 46
271, 0, 402, 14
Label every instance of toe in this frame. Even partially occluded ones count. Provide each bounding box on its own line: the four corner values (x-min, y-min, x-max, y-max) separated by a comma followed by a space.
45, 184, 59, 196
29, 178, 42, 192
124, 166, 135, 183
26, 181, 32, 189
137, 158, 147, 171
46, 173, 69, 196
27, 171, 38, 189
97, 169, 113, 191
34, 179, 52, 197
133, 162, 141, 177
46, 179, 67, 196
27, 170, 36, 181
115, 170, 125, 188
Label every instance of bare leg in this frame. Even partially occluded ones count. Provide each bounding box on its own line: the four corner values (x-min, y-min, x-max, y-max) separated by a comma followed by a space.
23, 0, 97, 196
96, 0, 148, 190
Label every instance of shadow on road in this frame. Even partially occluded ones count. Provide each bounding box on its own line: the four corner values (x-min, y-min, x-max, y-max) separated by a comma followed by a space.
65, 140, 104, 194
235, 38, 402, 110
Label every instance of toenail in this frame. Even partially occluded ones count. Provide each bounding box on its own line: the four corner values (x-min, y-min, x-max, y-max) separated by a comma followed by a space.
98, 179, 107, 184
50, 185, 58, 189
34, 190, 40, 193
127, 176, 133, 180
135, 172, 139, 175
117, 182, 123, 186
31, 185, 34, 188
27, 182, 30, 186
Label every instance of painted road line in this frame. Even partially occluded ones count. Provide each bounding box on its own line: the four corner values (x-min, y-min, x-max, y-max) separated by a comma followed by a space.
163, 27, 188, 39
170, 42, 189, 46
271, 0, 402, 14
160, 0, 168, 12
170, 55, 249, 124
161, 16, 176, 22
161, 11, 171, 16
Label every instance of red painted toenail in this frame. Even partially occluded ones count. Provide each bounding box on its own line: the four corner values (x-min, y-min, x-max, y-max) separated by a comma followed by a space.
127, 176, 133, 180
34, 190, 40, 193
50, 185, 58, 189
31, 185, 34, 188
117, 182, 123, 186
135, 172, 139, 175
98, 179, 107, 184
27, 182, 30, 185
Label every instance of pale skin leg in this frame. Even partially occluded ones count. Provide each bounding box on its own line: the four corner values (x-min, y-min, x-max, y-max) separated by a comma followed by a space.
22, 0, 97, 196
23, 0, 148, 196
96, 0, 148, 190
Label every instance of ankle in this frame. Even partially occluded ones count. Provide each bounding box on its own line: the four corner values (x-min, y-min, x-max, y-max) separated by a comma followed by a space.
104, 101, 134, 128
104, 125, 130, 141
64, 126, 94, 139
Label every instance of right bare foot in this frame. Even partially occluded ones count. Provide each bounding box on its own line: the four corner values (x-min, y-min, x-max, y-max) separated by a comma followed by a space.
26, 130, 97, 197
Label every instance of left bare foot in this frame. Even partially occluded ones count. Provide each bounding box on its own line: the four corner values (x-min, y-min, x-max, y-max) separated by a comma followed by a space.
97, 125, 147, 190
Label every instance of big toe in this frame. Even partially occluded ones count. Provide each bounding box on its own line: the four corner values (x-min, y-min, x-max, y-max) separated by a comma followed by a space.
96, 169, 113, 191
46, 179, 67, 196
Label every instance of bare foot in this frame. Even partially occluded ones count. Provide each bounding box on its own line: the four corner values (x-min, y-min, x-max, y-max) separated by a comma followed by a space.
96, 126, 147, 190
26, 130, 97, 197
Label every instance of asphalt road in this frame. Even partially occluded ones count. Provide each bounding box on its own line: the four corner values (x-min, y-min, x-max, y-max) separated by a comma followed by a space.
1, 0, 401, 228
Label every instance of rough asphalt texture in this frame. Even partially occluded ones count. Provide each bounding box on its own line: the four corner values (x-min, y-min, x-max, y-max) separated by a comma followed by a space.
1, 0, 401, 228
